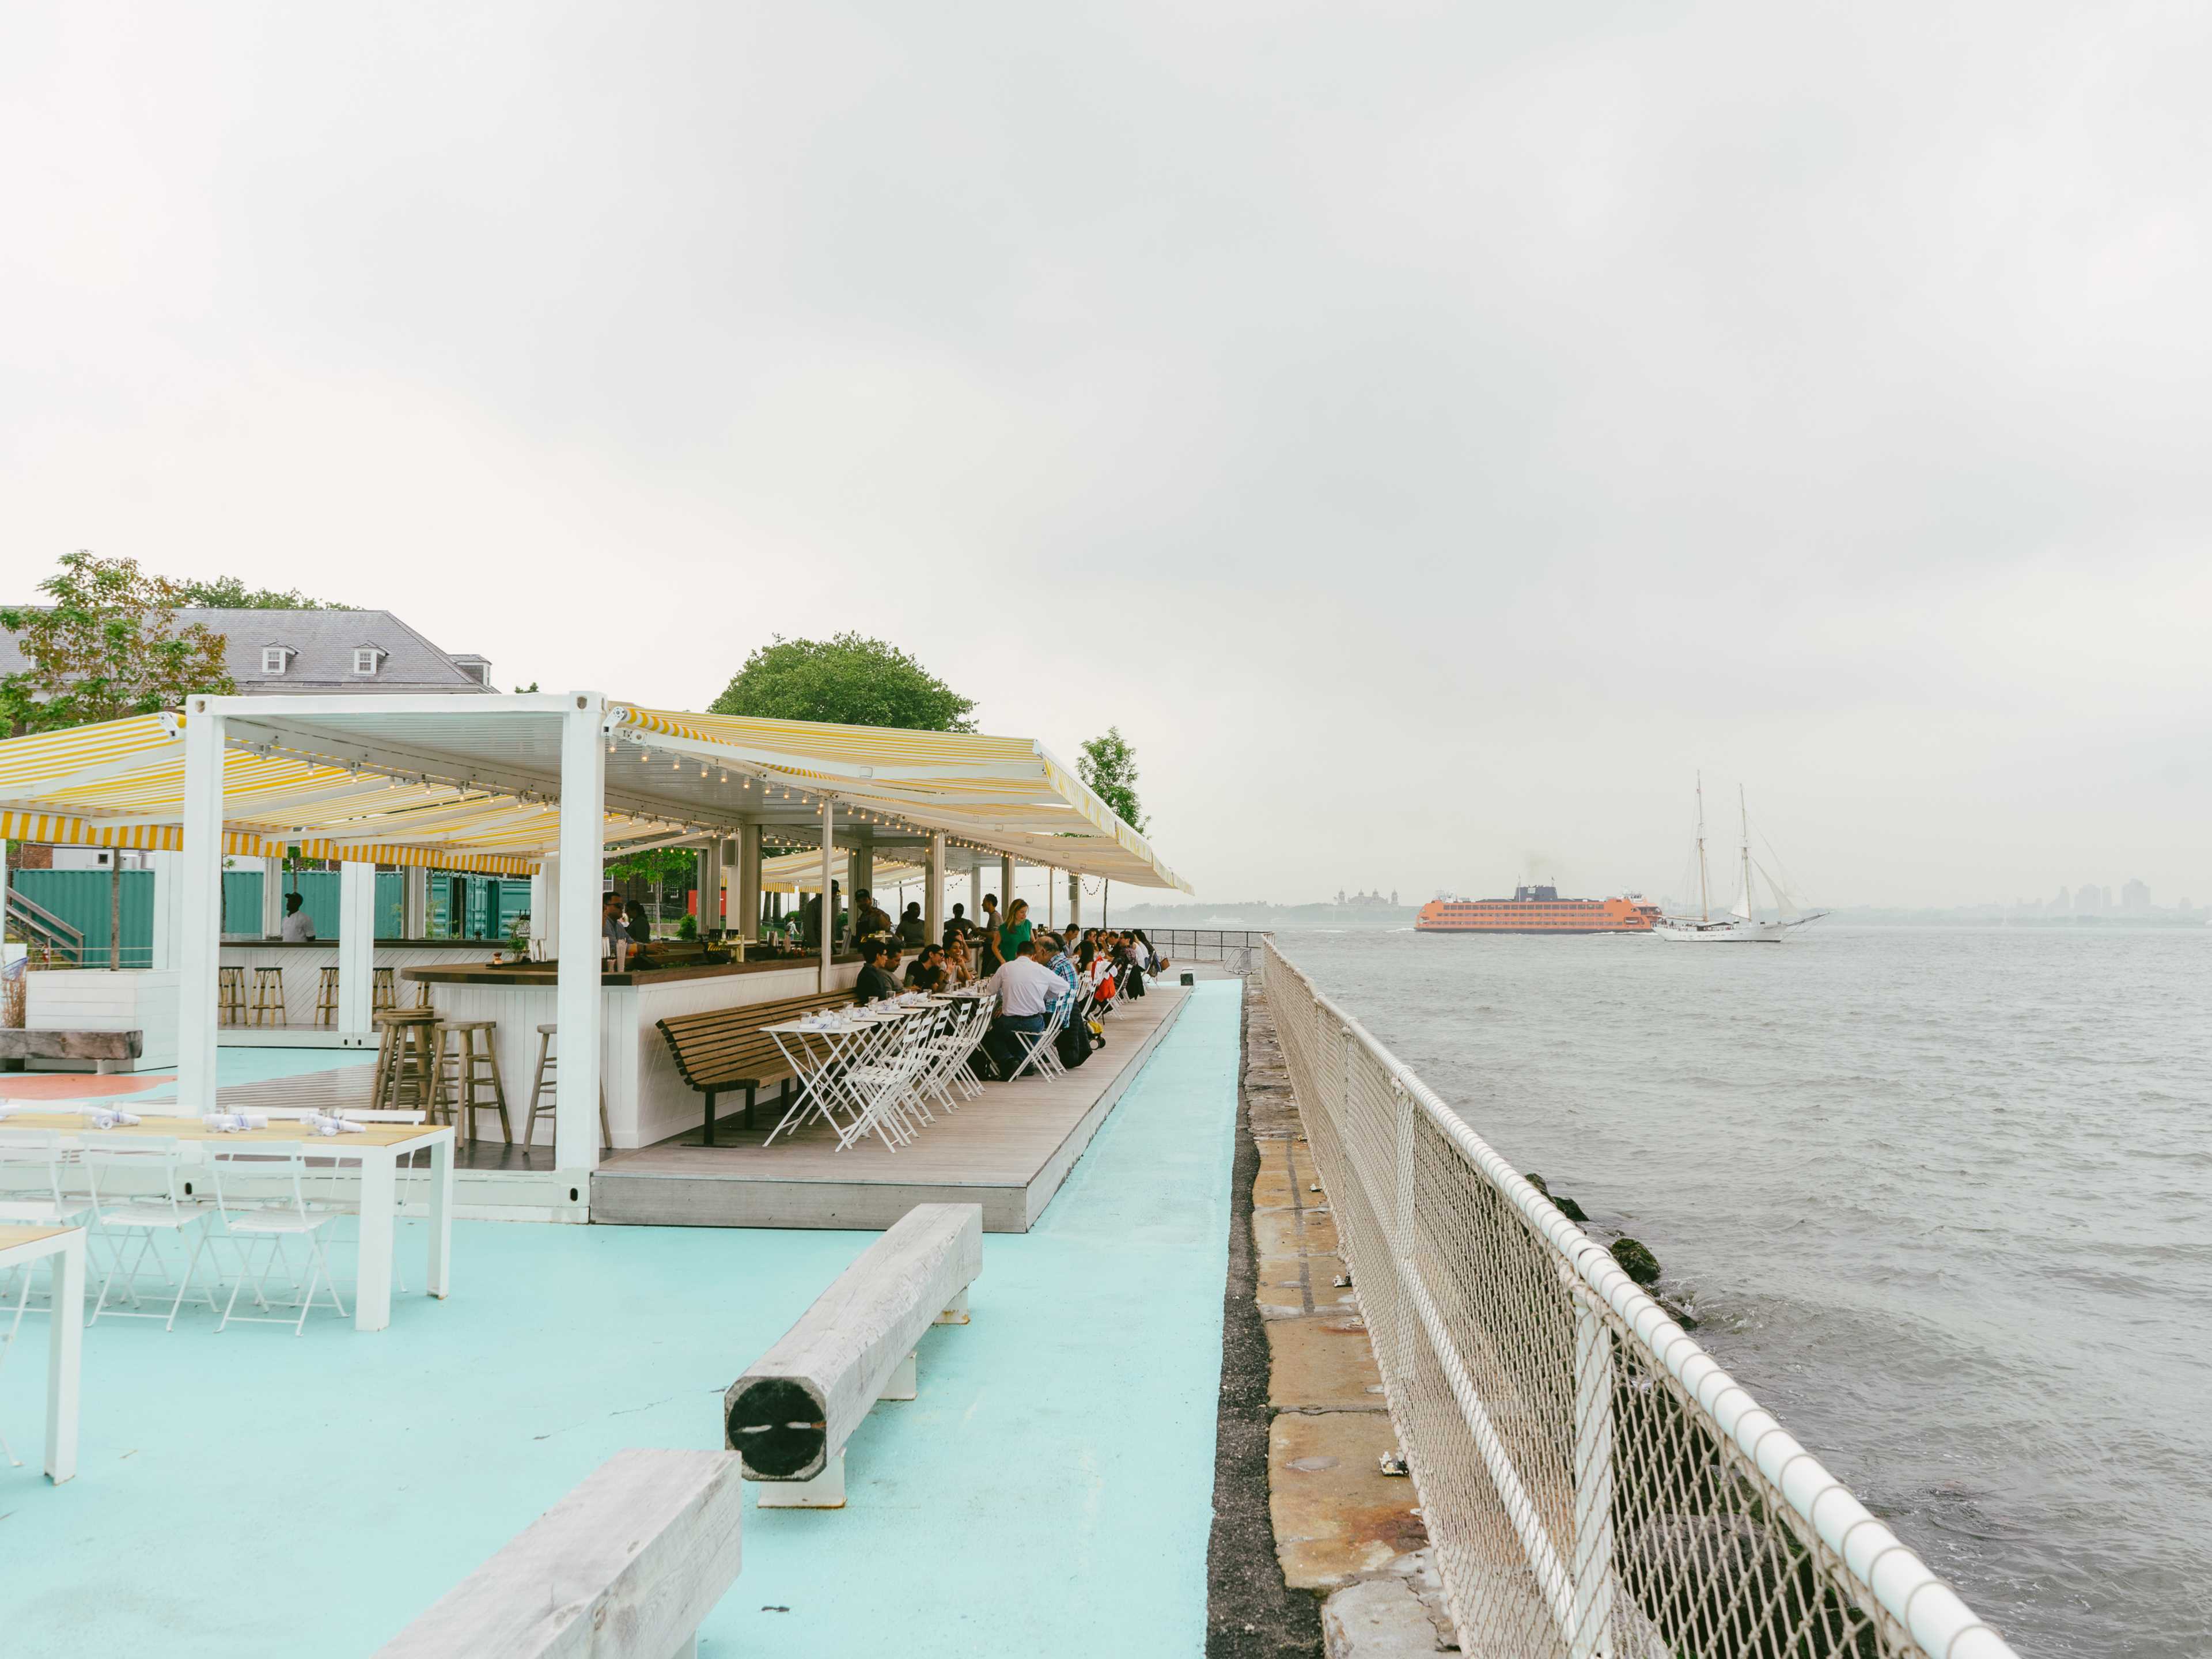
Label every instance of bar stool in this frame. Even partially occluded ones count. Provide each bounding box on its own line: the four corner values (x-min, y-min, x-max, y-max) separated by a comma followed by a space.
372, 967, 396, 1012
372, 1009, 440, 1113
217, 965, 247, 1025
248, 965, 287, 1027
314, 965, 340, 1027
432, 1020, 513, 1147
526, 1022, 613, 1152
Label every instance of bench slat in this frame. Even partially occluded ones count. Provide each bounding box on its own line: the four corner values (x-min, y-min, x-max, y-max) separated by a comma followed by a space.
724, 1203, 982, 1482
376, 1448, 743, 1659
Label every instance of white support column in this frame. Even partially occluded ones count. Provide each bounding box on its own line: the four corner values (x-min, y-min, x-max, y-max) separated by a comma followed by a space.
695, 837, 719, 935
338, 862, 376, 1033
403, 866, 429, 938
556, 695, 608, 1181
176, 700, 226, 1114
999, 856, 1015, 922
259, 854, 285, 940
925, 832, 945, 940
146, 850, 181, 972
819, 800, 835, 973
1068, 870, 1081, 930
969, 865, 981, 921
532, 857, 555, 958
737, 824, 761, 946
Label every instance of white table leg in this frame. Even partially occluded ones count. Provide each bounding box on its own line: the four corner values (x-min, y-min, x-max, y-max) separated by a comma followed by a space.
355, 1153, 396, 1331
47, 1234, 82, 1484
426, 1132, 453, 1299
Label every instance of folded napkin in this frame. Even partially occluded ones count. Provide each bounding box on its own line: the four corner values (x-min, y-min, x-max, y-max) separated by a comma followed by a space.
86, 1108, 143, 1129
310, 1113, 366, 1135
200, 1111, 271, 1132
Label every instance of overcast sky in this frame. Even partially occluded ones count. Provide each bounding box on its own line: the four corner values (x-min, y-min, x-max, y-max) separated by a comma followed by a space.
6, 3, 2209, 908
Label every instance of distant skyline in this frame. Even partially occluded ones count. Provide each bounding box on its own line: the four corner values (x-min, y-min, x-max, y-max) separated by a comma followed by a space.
6, 6, 2210, 908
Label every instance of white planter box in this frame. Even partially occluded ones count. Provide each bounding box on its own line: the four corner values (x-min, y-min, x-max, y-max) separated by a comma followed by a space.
25, 970, 179, 1072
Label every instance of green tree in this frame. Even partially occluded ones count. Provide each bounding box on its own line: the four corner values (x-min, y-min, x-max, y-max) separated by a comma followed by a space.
1077, 728, 1147, 830
175, 575, 351, 609
1, 551, 236, 734
710, 634, 977, 731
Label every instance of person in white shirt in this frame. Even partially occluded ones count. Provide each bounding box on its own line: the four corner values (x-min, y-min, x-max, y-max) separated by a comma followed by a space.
280, 891, 316, 942
986, 939, 1069, 1075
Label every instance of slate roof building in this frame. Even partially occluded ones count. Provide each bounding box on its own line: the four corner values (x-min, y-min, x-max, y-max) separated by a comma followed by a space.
0, 608, 497, 696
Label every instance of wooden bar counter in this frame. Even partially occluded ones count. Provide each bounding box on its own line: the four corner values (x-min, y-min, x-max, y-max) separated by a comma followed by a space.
406, 952, 865, 1150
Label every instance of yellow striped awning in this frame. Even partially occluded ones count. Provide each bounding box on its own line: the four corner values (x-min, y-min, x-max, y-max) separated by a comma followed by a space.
0, 700, 1191, 892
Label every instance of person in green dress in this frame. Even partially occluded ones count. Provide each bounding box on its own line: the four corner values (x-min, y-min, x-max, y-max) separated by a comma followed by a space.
998, 897, 1033, 965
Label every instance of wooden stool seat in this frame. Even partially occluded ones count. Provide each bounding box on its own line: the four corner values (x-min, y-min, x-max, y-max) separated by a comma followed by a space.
248, 965, 287, 1027
528, 1021, 613, 1153
218, 965, 247, 1027
373, 1009, 440, 1113
434, 1018, 513, 1147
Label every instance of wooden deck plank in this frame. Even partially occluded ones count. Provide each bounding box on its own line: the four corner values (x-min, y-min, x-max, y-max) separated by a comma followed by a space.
591, 987, 1192, 1232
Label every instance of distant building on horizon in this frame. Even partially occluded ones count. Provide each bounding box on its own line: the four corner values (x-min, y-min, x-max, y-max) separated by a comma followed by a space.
0, 606, 496, 698
2121, 877, 2150, 911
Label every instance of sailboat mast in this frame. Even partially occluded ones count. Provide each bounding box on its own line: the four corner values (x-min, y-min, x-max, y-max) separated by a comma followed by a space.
1695, 772, 1711, 923
1738, 786, 1754, 918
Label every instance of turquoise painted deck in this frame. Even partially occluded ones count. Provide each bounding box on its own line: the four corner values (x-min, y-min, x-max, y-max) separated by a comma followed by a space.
1, 979, 1243, 1658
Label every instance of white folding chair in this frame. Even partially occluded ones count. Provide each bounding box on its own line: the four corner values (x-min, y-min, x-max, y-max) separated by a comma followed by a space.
1010, 998, 1070, 1081
82, 1136, 218, 1330
209, 1147, 349, 1335
0, 1130, 90, 1229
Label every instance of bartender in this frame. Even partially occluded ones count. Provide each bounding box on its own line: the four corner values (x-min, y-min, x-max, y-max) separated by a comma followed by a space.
601, 889, 630, 949
281, 891, 316, 942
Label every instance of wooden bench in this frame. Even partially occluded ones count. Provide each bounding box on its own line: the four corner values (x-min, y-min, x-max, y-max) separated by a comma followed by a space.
376, 1448, 743, 1659
723, 1202, 981, 1509
655, 990, 853, 1146
0, 1028, 142, 1075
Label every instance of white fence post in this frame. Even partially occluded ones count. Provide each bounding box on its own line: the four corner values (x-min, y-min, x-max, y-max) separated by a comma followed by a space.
1568, 1278, 1617, 1659
1392, 1075, 1417, 1410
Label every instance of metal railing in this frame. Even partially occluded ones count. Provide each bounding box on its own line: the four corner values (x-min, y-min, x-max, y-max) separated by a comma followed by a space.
5, 886, 86, 965
1135, 928, 1271, 975
1263, 940, 2016, 1659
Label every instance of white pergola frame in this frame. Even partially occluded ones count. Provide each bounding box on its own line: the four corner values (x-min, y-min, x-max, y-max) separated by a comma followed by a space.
177, 692, 621, 1179
169, 690, 1147, 1184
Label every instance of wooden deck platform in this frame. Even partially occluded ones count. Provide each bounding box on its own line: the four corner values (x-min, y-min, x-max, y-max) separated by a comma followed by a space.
589, 986, 1192, 1233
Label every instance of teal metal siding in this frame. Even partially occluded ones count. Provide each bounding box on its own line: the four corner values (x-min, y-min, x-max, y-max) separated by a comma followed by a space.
9, 870, 156, 966
12, 866, 530, 955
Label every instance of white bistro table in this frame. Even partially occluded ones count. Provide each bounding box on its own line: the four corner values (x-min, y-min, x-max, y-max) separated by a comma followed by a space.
0, 1224, 84, 1483
3, 1117, 453, 1333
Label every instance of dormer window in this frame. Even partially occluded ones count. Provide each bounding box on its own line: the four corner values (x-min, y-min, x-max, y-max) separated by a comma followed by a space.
353, 647, 383, 676
262, 646, 293, 675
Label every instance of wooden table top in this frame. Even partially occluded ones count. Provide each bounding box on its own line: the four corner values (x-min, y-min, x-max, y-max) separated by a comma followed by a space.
0, 1113, 445, 1149
0, 1224, 79, 1253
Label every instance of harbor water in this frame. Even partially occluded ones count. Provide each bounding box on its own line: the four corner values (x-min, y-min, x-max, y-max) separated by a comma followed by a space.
1277, 925, 2209, 1659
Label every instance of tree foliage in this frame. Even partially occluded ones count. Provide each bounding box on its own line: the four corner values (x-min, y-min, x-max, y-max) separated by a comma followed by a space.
710, 633, 977, 732
1077, 727, 1147, 831
176, 575, 350, 609
1, 551, 236, 733
604, 846, 696, 888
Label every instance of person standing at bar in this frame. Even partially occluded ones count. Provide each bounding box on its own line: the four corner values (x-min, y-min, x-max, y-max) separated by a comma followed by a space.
998, 897, 1033, 965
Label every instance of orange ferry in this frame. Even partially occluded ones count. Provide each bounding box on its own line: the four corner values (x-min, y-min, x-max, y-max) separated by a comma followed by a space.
1416, 885, 1660, 935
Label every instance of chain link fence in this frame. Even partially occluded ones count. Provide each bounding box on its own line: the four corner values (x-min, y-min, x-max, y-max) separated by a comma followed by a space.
1263, 940, 2016, 1659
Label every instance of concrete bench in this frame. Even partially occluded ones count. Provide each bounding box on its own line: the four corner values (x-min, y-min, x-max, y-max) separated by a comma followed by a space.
376, 1448, 743, 1659
0, 1028, 142, 1074
656, 989, 852, 1145
724, 1202, 982, 1508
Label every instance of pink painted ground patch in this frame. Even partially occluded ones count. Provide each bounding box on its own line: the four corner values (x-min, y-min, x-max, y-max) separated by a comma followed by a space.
0, 1073, 165, 1099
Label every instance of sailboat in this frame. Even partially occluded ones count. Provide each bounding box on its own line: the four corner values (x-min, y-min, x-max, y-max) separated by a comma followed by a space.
1656, 777, 1828, 943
